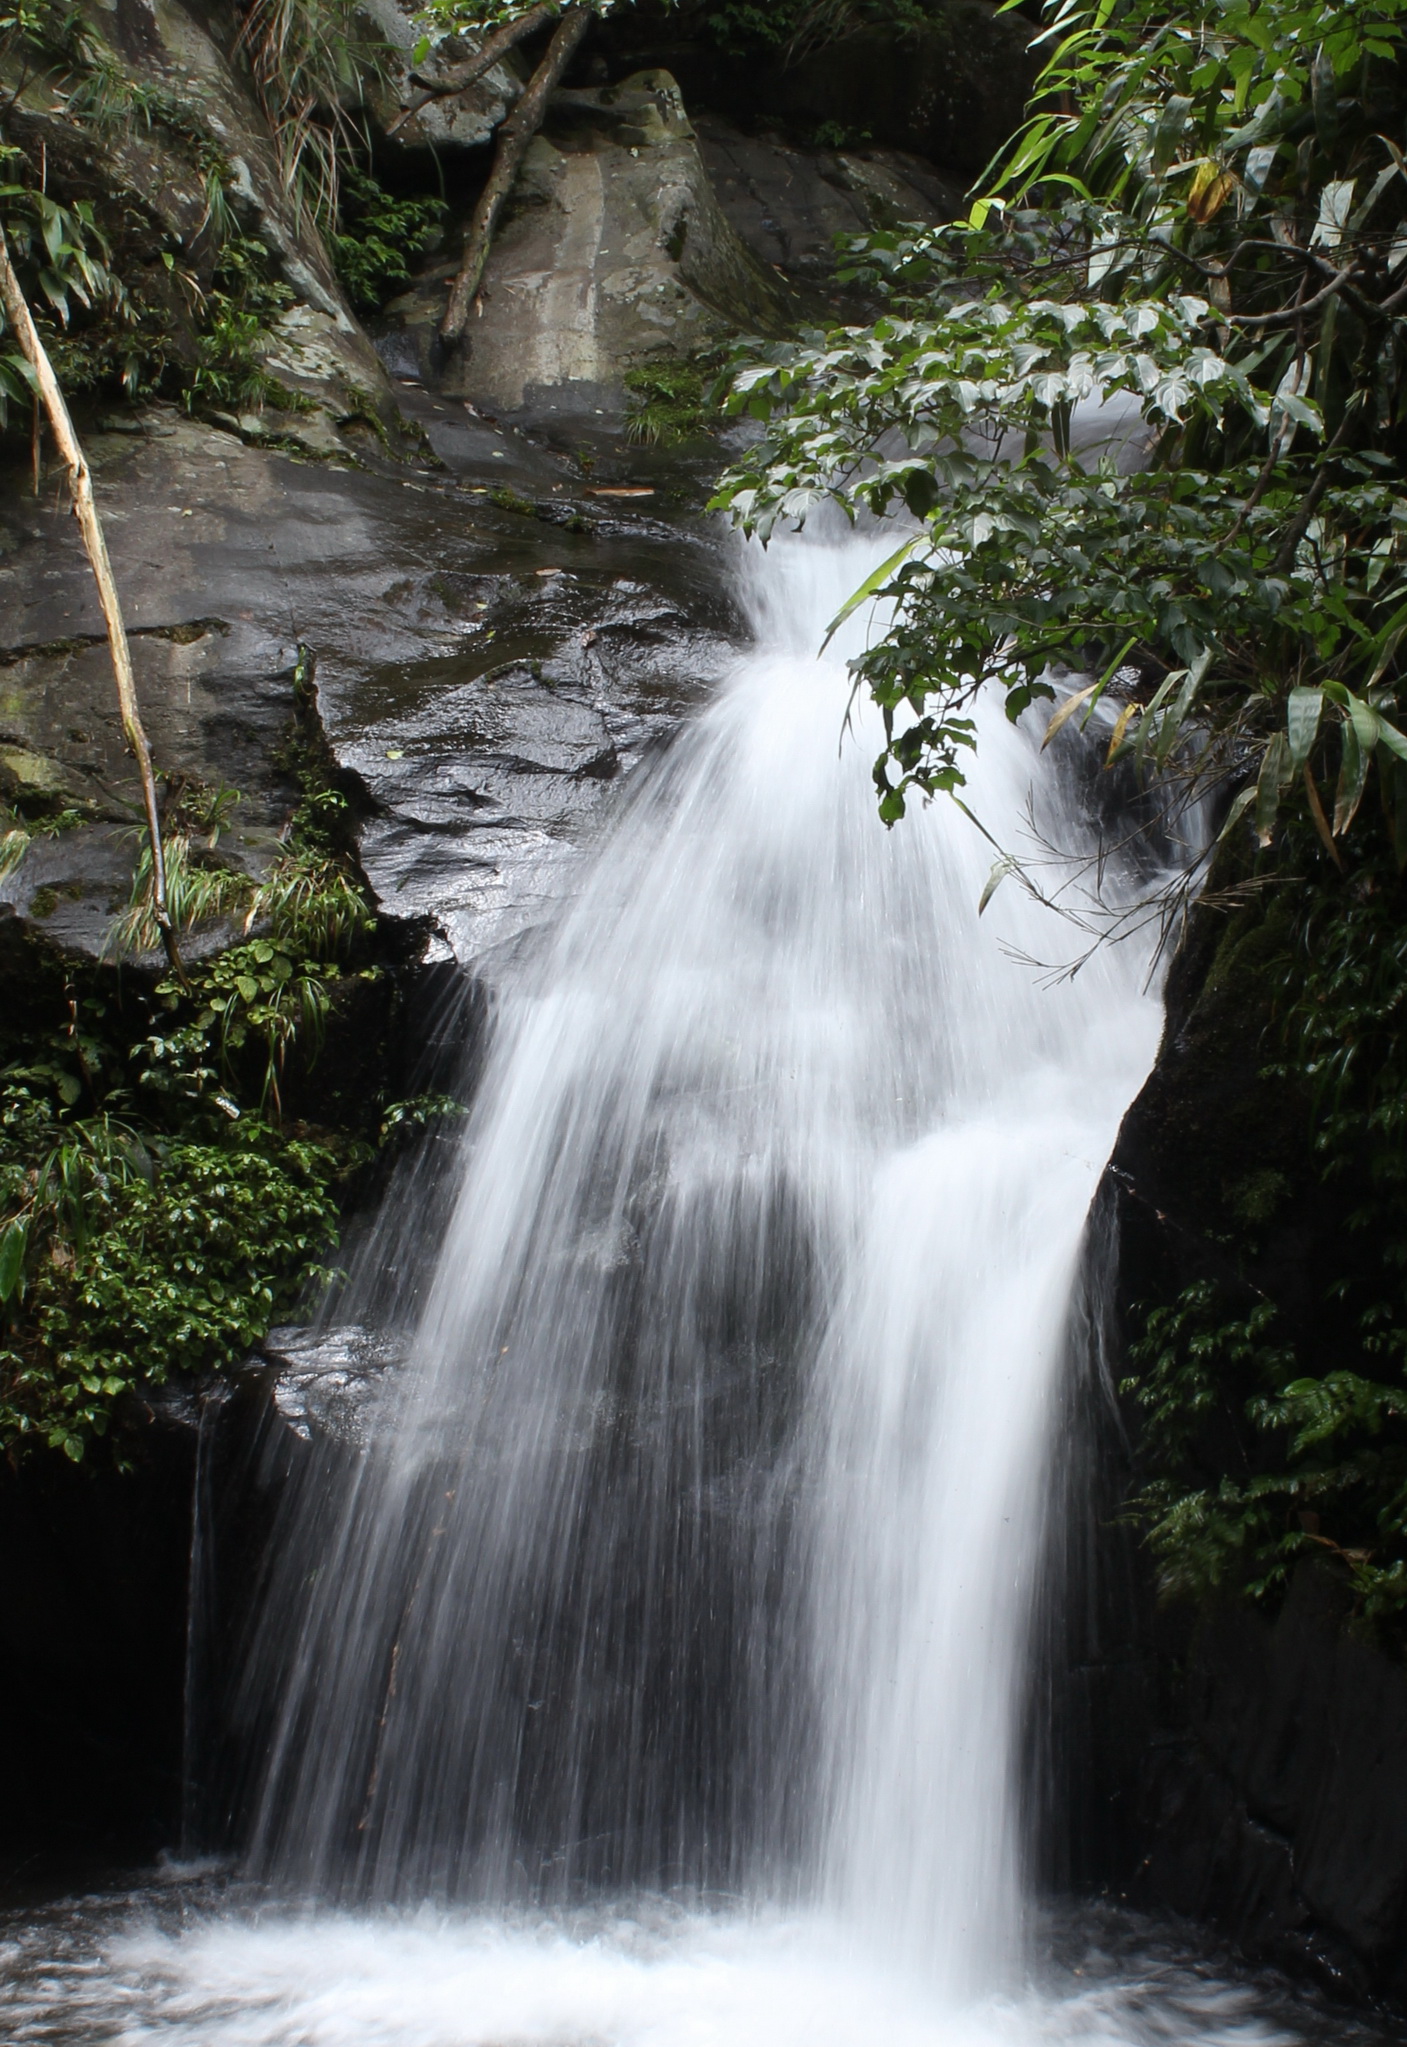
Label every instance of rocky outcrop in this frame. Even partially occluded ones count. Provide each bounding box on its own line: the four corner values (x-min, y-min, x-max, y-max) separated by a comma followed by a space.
1, 0, 399, 444
0, 397, 739, 978
596, 0, 1037, 180
358, 0, 521, 157
379, 70, 793, 418
695, 117, 961, 286
1136, 1562, 1407, 2001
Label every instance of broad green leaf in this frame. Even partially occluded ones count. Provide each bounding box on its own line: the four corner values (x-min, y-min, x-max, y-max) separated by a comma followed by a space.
1255, 730, 1292, 844
1286, 686, 1323, 768
1333, 714, 1368, 835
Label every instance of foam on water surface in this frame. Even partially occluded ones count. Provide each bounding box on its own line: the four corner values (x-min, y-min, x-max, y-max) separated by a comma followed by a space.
0, 1892, 1345, 2047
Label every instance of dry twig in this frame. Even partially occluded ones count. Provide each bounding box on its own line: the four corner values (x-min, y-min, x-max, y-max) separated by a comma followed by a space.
0, 222, 186, 980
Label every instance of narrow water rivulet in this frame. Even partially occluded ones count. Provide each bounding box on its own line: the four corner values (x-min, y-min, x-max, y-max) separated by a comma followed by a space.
2, 534, 1355, 2047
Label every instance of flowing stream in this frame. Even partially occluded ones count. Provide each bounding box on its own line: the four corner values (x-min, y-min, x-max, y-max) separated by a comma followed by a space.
2, 532, 1359, 2047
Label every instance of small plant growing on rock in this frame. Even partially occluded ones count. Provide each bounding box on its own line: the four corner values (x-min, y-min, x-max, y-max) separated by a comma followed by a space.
330, 167, 446, 312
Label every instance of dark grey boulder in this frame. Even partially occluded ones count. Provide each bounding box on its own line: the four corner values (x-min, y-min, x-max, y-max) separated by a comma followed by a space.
257, 1323, 407, 1447
0, 397, 739, 978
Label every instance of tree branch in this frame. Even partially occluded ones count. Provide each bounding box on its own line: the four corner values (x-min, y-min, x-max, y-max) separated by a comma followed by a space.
439, 2, 591, 348
0, 223, 186, 982
1227, 266, 1355, 329
385, 0, 556, 138
1270, 405, 1358, 577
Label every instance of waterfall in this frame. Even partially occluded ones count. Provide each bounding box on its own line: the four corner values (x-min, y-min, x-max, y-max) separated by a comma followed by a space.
241, 530, 1166, 2005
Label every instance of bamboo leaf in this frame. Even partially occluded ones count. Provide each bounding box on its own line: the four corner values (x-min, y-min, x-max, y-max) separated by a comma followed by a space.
1154, 647, 1212, 769
1134, 669, 1182, 778
1346, 692, 1381, 754
1311, 178, 1356, 250
1364, 594, 1407, 689
1373, 714, 1407, 762
1301, 760, 1343, 868
1334, 714, 1368, 835
1215, 784, 1257, 846
1042, 679, 1100, 748
1255, 730, 1292, 845
1286, 686, 1324, 769
978, 856, 1017, 914
1105, 700, 1138, 764
0, 1219, 28, 1303
821, 536, 922, 652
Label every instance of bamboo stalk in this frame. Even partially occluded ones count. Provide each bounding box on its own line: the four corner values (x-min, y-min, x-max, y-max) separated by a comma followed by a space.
0, 222, 186, 980
439, 3, 592, 348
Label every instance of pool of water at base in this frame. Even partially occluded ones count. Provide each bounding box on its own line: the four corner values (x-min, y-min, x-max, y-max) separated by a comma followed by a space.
0, 1877, 1398, 2047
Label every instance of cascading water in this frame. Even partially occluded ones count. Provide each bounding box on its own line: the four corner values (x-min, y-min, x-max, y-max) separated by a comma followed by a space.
250, 525, 1163, 1963
1, 530, 1244, 2047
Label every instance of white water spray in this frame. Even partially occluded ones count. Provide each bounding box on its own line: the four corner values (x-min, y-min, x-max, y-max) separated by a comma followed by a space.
4, 532, 1177, 2045
243, 530, 1164, 1991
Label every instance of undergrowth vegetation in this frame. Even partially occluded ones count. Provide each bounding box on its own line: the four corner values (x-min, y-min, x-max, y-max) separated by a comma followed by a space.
0, 0, 413, 421
330, 169, 446, 313
1122, 814, 1407, 1638
623, 355, 720, 445
0, 700, 438, 1463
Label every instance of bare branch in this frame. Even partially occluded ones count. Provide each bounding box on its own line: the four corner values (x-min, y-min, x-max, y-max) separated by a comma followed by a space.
439, 2, 591, 347
1226, 265, 1356, 329
386, 0, 555, 138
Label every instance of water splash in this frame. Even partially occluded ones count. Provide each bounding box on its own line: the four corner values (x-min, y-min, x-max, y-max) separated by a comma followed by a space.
0, 1885, 1359, 2047
238, 532, 1165, 1997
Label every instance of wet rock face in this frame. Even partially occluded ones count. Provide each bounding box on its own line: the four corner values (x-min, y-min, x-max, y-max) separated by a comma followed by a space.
0, 1413, 195, 1867
0, 402, 741, 979
1052, 876, 1407, 2000
257, 1324, 406, 1447
2, 0, 395, 438
695, 118, 960, 286
1134, 1563, 1407, 2001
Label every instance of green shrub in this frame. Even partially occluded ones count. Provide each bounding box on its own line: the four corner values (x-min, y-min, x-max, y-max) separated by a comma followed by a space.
0, 1102, 343, 1459
623, 356, 722, 446
1123, 817, 1407, 1634
0, 736, 401, 1458
330, 168, 446, 313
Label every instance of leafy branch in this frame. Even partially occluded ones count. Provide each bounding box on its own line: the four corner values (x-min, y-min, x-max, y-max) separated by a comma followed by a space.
715, 0, 1407, 863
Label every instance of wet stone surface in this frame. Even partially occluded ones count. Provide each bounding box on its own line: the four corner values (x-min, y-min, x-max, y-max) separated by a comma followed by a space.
256, 1323, 407, 1448
0, 399, 745, 976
